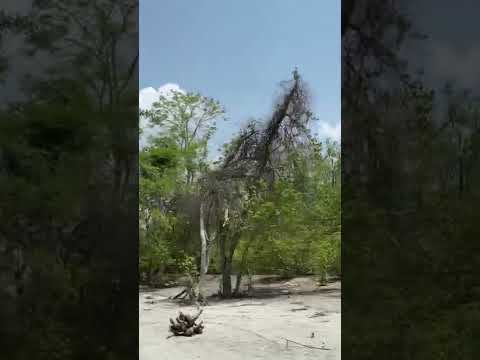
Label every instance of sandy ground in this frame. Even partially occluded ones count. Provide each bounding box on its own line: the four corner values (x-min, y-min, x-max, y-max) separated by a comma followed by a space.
139, 275, 340, 360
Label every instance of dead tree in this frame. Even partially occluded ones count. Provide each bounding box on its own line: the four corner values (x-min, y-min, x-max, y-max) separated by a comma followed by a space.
200, 69, 314, 298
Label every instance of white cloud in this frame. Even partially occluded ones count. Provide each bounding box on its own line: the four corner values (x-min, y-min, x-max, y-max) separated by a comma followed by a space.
139, 83, 184, 110
139, 83, 185, 148
317, 121, 341, 143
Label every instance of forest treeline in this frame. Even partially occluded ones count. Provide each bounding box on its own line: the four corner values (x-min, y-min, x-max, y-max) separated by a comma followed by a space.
1, 1, 138, 359
342, 1, 480, 358
139, 70, 341, 299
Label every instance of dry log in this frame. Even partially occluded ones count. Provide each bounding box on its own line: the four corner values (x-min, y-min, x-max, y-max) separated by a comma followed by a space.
170, 289, 187, 300
168, 309, 204, 337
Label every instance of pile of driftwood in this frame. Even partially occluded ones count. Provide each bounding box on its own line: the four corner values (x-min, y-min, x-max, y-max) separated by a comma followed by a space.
168, 309, 204, 337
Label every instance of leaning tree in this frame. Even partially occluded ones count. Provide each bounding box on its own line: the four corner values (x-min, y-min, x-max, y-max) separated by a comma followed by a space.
198, 69, 316, 298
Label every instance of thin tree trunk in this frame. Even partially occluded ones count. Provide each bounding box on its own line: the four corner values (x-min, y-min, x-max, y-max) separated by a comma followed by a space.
221, 235, 240, 298
198, 202, 209, 300
234, 273, 242, 295
234, 238, 252, 295
218, 229, 233, 298
247, 268, 253, 296
205, 245, 211, 273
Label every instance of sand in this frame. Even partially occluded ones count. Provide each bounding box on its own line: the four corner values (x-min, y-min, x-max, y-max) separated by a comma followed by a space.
139, 276, 340, 360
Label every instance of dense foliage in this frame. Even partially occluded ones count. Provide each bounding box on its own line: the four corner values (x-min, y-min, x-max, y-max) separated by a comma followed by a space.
342, 1, 480, 358
1, 2, 138, 359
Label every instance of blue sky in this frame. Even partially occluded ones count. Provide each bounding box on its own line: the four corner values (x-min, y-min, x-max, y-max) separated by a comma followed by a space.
140, 0, 340, 155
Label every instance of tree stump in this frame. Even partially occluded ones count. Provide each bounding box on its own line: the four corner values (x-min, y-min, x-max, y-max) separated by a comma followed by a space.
168, 309, 204, 337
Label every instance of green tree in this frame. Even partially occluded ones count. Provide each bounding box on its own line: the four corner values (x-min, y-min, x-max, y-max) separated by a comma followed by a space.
141, 91, 225, 185
235, 138, 341, 285
139, 91, 224, 302
139, 139, 182, 283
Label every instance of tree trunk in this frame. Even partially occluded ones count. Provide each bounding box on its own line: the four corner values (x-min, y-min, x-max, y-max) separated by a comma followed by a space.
247, 268, 253, 296
234, 273, 242, 295
234, 238, 252, 296
221, 255, 232, 298
218, 229, 233, 297
198, 202, 209, 300
205, 241, 211, 273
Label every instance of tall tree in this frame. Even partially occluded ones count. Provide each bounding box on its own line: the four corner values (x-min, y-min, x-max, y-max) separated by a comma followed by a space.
141, 90, 225, 185
140, 90, 224, 302
201, 69, 314, 297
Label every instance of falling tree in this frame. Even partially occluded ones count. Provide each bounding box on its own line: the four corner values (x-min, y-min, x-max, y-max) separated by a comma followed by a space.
199, 69, 315, 298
